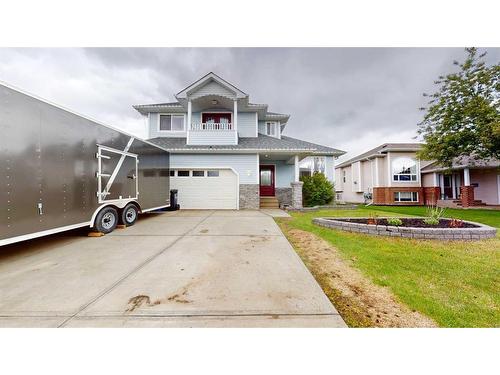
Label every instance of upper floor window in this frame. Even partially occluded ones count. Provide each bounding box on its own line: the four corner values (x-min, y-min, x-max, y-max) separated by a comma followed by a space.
266, 122, 277, 136
159, 114, 184, 131
343, 170, 346, 183
392, 157, 417, 181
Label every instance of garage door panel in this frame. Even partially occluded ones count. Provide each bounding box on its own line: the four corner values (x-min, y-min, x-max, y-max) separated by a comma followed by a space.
170, 169, 238, 209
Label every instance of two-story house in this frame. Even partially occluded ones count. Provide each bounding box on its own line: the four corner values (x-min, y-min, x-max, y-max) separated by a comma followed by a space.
134, 72, 345, 210
335, 143, 500, 207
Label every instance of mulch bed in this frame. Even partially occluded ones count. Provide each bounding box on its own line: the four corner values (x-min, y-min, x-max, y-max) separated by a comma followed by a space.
336, 218, 478, 229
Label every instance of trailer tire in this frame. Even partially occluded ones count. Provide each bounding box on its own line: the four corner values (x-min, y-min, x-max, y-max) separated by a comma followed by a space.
94, 207, 118, 234
120, 203, 139, 226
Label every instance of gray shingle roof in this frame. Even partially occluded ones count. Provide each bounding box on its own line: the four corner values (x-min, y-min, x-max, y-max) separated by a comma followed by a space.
148, 134, 345, 155
336, 143, 423, 168
421, 156, 500, 172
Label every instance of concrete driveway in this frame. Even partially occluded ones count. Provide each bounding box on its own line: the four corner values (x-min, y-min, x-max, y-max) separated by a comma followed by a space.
0, 210, 345, 327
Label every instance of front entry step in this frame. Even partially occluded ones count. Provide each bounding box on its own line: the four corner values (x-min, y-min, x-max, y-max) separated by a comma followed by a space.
260, 196, 279, 209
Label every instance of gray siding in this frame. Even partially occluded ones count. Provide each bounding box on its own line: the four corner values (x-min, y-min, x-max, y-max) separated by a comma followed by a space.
190, 81, 236, 100
238, 112, 257, 138
258, 120, 266, 135
274, 160, 295, 187
191, 111, 201, 124
188, 130, 236, 145
170, 153, 259, 184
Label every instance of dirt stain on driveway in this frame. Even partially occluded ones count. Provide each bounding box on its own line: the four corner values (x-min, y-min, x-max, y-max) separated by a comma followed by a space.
125, 280, 200, 312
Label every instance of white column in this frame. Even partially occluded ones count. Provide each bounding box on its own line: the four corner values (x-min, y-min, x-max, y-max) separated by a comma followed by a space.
433, 172, 438, 187
463, 168, 470, 186
387, 152, 392, 187
439, 174, 445, 196
186, 99, 192, 145
370, 159, 375, 189
233, 99, 238, 142
374, 157, 380, 187
294, 155, 300, 182
451, 174, 457, 199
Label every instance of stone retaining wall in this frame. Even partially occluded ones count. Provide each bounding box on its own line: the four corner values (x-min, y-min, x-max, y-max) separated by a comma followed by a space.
313, 217, 496, 241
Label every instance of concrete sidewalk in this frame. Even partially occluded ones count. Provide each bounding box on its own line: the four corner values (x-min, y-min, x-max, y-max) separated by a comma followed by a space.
0, 210, 346, 327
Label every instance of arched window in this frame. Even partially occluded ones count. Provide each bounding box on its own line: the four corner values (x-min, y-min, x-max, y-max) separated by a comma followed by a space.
392, 157, 417, 181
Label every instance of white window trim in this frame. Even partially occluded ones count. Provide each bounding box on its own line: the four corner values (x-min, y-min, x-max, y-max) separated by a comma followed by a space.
255, 112, 259, 137
157, 113, 186, 133
266, 121, 277, 136
394, 191, 419, 202
391, 157, 419, 183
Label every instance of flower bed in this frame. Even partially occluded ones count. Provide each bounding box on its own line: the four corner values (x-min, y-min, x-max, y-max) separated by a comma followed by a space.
313, 217, 497, 240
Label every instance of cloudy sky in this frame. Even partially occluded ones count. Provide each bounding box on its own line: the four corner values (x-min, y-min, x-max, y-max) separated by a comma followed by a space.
1, 48, 498, 163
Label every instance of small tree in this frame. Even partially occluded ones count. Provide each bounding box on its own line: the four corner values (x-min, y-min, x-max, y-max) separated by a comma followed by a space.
417, 48, 500, 166
300, 172, 334, 207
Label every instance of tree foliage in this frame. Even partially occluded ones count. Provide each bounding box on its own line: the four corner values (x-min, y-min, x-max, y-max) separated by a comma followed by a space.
300, 172, 334, 207
417, 48, 500, 166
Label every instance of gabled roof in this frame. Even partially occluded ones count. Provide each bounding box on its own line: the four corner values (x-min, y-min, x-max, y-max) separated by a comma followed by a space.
148, 134, 345, 156
175, 72, 248, 100
336, 143, 422, 168
133, 72, 290, 124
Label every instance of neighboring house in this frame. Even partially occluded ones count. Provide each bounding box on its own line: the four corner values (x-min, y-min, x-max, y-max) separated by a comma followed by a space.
420, 156, 500, 207
134, 72, 345, 210
335, 143, 500, 207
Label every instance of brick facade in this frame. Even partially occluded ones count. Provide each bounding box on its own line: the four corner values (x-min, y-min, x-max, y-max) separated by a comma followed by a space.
460, 186, 475, 208
373, 187, 424, 205
423, 187, 441, 205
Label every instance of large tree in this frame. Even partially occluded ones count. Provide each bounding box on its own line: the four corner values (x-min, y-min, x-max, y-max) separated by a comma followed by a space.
417, 48, 500, 166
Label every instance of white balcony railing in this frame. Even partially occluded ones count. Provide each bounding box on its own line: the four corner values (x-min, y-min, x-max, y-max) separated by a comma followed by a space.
190, 122, 233, 131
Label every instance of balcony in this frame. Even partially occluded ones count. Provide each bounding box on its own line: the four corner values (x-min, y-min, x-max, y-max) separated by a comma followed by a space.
190, 122, 233, 131
187, 122, 237, 145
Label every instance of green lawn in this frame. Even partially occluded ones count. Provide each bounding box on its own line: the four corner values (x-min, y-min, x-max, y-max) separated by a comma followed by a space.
277, 206, 500, 327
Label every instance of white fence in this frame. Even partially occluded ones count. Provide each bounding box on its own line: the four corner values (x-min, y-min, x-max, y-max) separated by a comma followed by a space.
190, 122, 233, 131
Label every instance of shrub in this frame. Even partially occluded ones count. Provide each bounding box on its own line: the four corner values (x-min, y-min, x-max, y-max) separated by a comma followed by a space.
426, 204, 445, 221
300, 172, 334, 207
387, 217, 403, 226
423, 217, 440, 226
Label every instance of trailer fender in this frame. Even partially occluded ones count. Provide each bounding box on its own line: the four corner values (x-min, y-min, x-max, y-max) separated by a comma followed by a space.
89, 200, 141, 228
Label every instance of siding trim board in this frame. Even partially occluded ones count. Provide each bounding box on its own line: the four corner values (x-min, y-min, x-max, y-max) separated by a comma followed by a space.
169, 153, 258, 185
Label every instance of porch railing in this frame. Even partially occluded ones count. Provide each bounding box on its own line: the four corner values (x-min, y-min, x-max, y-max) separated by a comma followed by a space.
190, 122, 233, 131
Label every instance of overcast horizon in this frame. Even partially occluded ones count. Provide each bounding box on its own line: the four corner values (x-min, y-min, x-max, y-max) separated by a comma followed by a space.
1, 48, 498, 163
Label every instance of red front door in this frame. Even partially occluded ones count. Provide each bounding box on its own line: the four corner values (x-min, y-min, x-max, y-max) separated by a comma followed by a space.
259, 165, 275, 196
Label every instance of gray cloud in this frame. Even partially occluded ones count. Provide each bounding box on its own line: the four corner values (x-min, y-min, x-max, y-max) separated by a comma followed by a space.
1, 48, 498, 162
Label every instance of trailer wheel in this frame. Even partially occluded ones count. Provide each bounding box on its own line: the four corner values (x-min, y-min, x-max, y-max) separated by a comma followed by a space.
120, 203, 139, 226
94, 207, 118, 234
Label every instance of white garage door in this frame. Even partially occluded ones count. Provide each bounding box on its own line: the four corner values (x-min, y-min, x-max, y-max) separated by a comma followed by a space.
170, 169, 238, 209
